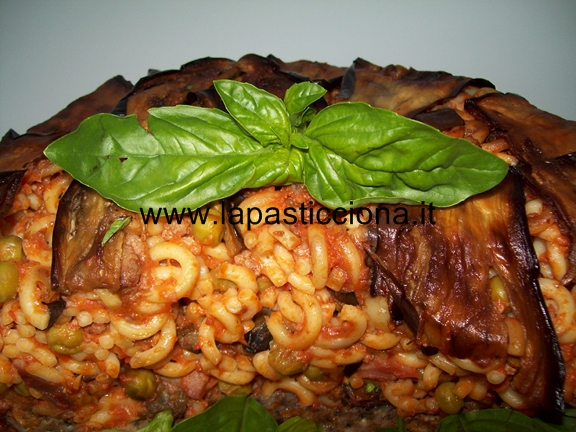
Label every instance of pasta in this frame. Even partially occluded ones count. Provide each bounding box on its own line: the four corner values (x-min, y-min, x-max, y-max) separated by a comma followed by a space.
1, 54, 575, 432
1, 152, 574, 431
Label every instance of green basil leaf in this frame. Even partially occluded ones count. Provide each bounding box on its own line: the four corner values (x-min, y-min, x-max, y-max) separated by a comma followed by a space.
214, 80, 291, 147
148, 105, 264, 154
284, 82, 325, 129
291, 106, 319, 130
284, 82, 326, 115
101, 216, 131, 246
300, 107, 318, 125
44, 108, 278, 212
171, 396, 277, 432
438, 409, 573, 432
102, 410, 173, 432
290, 132, 310, 150
248, 145, 305, 187
304, 141, 417, 208
304, 102, 508, 207
277, 416, 325, 432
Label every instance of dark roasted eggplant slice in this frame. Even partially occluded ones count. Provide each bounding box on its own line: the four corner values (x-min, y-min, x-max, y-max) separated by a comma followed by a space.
267, 54, 347, 81
51, 181, 139, 295
373, 171, 564, 415
336, 58, 494, 118
466, 93, 576, 284
0, 170, 25, 219
46, 298, 66, 329
125, 57, 237, 126
0, 76, 132, 172
235, 54, 305, 98
125, 54, 327, 127
413, 108, 465, 130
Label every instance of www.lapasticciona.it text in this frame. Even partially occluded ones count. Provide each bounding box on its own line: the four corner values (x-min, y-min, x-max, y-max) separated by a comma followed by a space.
139, 201, 436, 231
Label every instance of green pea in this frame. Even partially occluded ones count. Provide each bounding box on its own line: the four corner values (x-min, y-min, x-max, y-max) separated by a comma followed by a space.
210, 268, 238, 292
303, 365, 324, 381
218, 380, 252, 397
0, 235, 24, 261
47, 324, 84, 355
365, 382, 377, 393
257, 275, 273, 291
0, 383, 9, 395
268, 344, 309, 376
191, 209, 224, 247
122, 368, 157, 400
0, 261, 19, 302
435, 382, 464, 414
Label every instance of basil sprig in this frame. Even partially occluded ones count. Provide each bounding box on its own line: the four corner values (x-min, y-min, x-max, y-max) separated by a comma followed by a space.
44, 80, 508, 212
101, 216, 131, 246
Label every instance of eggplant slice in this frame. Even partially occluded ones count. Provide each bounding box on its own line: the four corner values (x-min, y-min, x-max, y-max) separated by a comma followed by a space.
123, 54, 333, 127
51, 181, 140, 295
466, 93, 576, 285
0, 76, 132, 172
335, 58, 494, 117
0, 170, 25, 219
372, 170, 564, 415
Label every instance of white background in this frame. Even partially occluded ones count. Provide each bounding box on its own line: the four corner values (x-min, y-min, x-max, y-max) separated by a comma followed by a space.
1, 0, 575, 136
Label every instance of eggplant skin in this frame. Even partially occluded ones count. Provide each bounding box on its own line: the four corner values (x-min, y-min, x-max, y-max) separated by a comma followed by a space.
466, 93, 576, 285
0, 76, 132, 227
124, 54, 310, 128
0, 76, 132, 173
336, 58, 493, 117
373, 171, 564, 415
51, 181, 140, 295
0, 170, 25, 219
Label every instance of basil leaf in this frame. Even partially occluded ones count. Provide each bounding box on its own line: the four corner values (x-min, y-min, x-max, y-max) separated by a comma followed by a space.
305, 141, 417, 208
300, 107, 318, 125
101, 216, 131, 246
438, 409, 575, 432
102, 410, 173, 432
248, 145, 305, 187
277, 416, 325, 432
171, 396, 277, 432
305, 102, 508, 207
284, 82, 326, 129
148, 105, 264, 154
44, 108, 277, 212
284, 82, 326, 116
214, 80, 291, 147
45, 84, 508, 214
